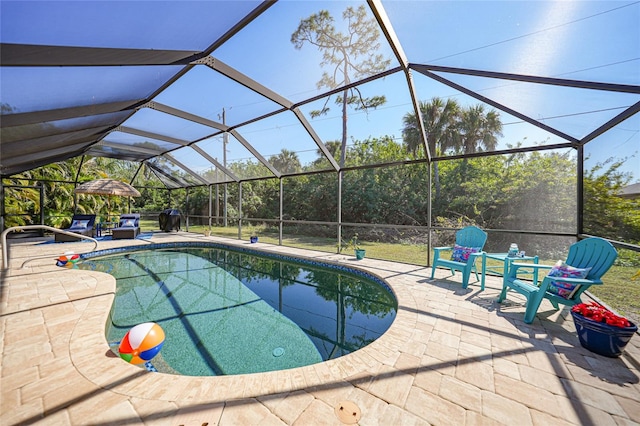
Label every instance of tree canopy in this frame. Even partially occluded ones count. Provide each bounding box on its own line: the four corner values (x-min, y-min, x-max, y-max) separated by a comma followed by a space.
291, 5, 391, 167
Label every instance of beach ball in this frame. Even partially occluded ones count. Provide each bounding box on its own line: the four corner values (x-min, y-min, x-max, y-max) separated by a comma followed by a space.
118, 322, 165, 364
56, 251, 79, 267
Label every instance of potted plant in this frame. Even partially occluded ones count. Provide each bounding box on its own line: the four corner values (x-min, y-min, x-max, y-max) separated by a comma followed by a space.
203, 227, 211, 237
340, 233, 366, 260
570, 302, 637, 357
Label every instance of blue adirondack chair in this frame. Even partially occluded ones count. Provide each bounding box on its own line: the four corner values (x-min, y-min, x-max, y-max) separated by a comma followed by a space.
498, 237, 618, 324
430, 226, 488, 288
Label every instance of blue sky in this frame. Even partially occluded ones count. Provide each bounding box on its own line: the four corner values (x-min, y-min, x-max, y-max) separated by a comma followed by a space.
1, 1, 638, 181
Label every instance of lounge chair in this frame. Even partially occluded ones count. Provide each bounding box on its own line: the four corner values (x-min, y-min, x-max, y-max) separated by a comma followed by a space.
55, 214, 97, 242
111, 213, 141, 240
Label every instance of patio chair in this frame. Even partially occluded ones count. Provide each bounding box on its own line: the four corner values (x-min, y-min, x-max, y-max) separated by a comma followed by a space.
55, 214, 96, 242
111, 213, 141, 240
498, 237, 618, 324
430, 226, 488, 288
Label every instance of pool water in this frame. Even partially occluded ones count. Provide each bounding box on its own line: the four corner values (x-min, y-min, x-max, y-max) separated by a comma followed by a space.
79, 246, 397, 376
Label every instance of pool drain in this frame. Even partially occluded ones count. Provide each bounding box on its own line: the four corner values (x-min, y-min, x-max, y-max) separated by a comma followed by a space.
272, 347, 285, 357
334, 400, 361, 424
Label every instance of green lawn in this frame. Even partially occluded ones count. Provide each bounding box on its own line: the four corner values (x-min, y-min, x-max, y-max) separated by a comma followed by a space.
588, 265, 640, 326
175, 224, 640, 326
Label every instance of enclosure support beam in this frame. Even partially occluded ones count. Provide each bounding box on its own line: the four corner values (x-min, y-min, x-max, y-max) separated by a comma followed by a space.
279, 178, 284, 245
185, 188, 190, 232
208, 185, 212, 230
215, 182, 219, 225
337, 170, 343, 253
427, 162, 433, 266
39, 183, 45, 228
577, 145, 584, 238
238, 182, 242, 240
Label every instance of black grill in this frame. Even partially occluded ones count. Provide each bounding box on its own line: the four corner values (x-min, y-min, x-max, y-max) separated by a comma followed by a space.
159, 209, 181, 232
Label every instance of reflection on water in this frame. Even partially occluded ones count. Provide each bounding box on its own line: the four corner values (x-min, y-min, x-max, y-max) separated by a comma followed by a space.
80, 247, 397, 376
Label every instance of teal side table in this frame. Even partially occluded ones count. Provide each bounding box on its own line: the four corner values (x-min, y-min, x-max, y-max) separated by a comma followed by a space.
481, 252, 539, 290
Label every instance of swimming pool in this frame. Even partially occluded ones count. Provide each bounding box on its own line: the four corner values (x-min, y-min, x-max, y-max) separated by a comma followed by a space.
79, 243, 397, 376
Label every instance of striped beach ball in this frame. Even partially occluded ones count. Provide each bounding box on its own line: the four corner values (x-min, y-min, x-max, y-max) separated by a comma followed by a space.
56, 251, 80, 267
118, 322, 165, 364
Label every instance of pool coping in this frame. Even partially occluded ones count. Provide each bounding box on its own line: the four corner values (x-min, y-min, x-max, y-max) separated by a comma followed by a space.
70, 240, 420, 403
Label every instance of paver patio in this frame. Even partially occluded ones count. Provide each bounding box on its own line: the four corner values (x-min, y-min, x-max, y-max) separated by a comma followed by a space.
1, 233, 639, 425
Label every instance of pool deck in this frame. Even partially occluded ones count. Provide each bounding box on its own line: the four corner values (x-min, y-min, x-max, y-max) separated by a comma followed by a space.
1, 232, 639, 425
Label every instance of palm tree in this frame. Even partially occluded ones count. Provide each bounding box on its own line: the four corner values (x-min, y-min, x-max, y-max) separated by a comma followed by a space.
269, 149, 302, 174
34, 160, 77, 226
455, 105, 502, 154
402, 97, 460, 198
3, 170, 41, 227
315, 140, 342, 164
